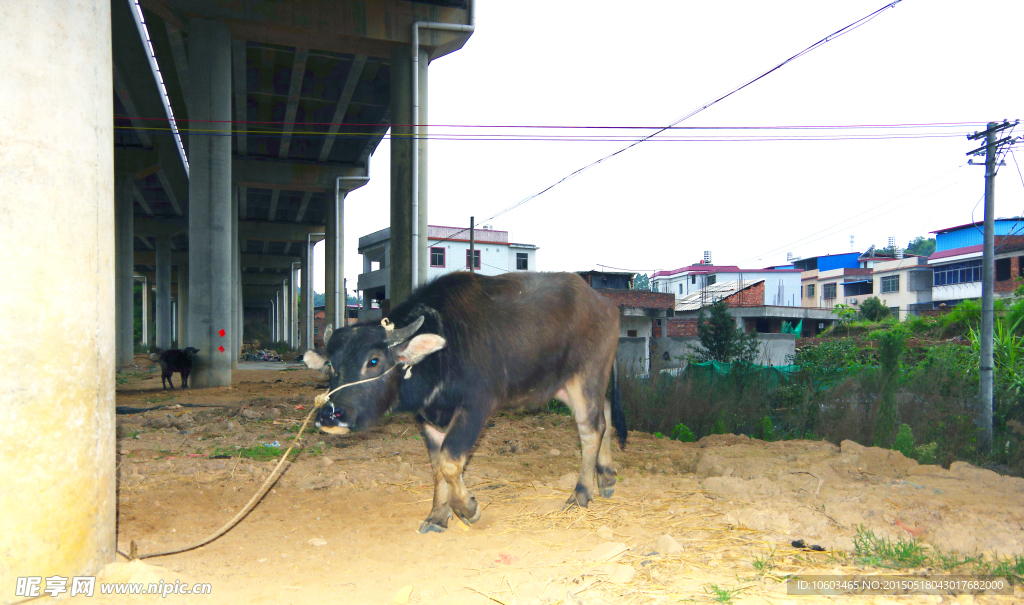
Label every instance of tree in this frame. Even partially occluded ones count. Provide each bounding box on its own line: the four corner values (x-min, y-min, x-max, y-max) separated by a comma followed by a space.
905, 236, 936, 258
633, 273, 651, 291
691, 300, 761, 363
859, 296, 891, 322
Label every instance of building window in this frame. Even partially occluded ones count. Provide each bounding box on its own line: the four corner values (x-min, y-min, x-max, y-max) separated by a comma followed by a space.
678, 284, 683, 294
430, 247, 445, 268
933, 259, 982, 286
626, 329, 638, 337
465, 249, 481, 270
707, 275, 716, 286
996, 258, 1011, 281
653, 282, 659, 292
881, 275, 900, 293
516, 252, 528, 270
805, 283, 815, 298
691, 275, 696, 284
823, 283, 837, 299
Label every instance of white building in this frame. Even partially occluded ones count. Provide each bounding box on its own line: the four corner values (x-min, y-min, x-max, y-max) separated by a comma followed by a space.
356, 224, 538, 317
651, 263, 803, 307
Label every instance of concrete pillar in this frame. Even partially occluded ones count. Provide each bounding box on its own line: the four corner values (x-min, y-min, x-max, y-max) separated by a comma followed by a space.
140, 277, 148, 346
298, 251, 308, 350
177, 264, 189, 346
231, 187, 240, 370
155, 234, 172, 350
186, 19, 233, 387
389, 45, 414, 306
290, 264, 299, 346
115, 172, 134, 365
0, 0, 115, 593
416, 47, 429, 287
325, 191, 338, 330
276, 289, 283, 343
148, 284, 156, 349
268, 301, 275, 341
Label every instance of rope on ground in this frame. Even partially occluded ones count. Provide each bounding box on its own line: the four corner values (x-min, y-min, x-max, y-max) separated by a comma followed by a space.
126, 364, 399, 560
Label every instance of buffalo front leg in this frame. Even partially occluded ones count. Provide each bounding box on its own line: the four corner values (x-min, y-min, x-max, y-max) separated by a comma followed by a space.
418, 421, 453, 533
435, 407, 487, 526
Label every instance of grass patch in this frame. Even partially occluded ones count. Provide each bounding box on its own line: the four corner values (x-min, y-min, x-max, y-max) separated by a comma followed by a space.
213, 445, 299, 462
705, 584, 743, 603
846, 527, 1023, 583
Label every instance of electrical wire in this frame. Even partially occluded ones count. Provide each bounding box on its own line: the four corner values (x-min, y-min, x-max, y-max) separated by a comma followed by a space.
425, 2, 905, 248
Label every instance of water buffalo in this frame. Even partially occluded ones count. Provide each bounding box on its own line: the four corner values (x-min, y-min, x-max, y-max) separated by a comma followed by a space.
157, 347, 199, 390
303, 271, 626, 533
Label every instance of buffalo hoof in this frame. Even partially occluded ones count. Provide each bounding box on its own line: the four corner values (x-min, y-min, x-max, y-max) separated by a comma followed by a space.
562, 481, 593, 511
418, 521, 447, 534
455, 505, 481, 525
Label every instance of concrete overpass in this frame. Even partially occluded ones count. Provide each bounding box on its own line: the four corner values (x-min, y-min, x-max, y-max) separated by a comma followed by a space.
1, 0, 473, 596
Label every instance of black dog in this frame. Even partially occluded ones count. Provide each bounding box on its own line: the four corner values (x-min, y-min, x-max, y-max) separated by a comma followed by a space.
158, 347, 199, 389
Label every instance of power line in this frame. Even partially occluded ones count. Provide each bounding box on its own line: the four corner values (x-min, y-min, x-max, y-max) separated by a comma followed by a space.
427, 0, 904, 245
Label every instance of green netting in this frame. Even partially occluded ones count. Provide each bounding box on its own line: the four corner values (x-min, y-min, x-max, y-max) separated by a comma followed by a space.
681, 360, 798, 389
781, 320, 803, 335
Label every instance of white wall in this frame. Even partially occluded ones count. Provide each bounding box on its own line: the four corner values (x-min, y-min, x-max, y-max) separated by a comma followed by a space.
425, 240, 537, 282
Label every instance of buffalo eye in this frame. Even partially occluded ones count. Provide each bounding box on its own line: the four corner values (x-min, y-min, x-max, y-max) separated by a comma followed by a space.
368, 358, 379, 367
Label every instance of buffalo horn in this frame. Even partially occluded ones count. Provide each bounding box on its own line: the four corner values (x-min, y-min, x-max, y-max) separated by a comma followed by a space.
385, 316, 425, 344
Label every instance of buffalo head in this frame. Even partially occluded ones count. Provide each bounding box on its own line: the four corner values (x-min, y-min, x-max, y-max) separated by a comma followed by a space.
305, 316, 446, 434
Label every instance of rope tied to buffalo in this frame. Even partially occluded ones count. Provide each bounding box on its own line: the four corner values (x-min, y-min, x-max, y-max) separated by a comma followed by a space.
127, 361, 400, 561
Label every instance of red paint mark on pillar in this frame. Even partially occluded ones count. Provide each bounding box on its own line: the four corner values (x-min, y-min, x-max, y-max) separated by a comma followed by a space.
218, 346, 225, 352
218, 328, 227, 352
218, 329, 226, 337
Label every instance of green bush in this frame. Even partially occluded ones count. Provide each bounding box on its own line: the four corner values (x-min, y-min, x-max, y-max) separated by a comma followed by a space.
893, 424, 915, 459
670, 423, 696, 442
859, 297, 892, 322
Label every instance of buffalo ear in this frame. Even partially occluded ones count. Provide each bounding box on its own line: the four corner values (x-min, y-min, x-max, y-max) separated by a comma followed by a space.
323, 324, 334, 345
303, 350, 332, 374
396, 334, 446, 366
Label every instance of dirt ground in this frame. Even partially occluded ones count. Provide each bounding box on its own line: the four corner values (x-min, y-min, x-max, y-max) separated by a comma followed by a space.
96, 355, 1024, 604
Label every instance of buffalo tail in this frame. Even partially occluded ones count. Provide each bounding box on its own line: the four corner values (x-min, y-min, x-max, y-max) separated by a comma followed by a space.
611, 359, 627, 448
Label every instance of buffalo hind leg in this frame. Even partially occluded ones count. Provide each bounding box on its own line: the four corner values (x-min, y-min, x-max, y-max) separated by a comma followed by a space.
418, 420, 453, 533
596, 397, 617, 498
557, 376, 604, 510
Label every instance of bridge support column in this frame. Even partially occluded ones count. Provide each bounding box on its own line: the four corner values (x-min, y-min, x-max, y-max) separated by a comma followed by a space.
155, 234, 172, 350
389, 46, 429, 306
0, 0, 116, 593
115, 173, 135, 365
299, 248, 309, 350
186, 19, 233, 387
231, 187, 240, 369
177, 263, 189, 346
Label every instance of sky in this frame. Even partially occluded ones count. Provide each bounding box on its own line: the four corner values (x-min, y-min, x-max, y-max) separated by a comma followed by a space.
315, 0, 1024, 295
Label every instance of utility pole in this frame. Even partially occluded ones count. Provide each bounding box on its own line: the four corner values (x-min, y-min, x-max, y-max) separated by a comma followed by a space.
967, 119, 1019, 452
469, 216, 475, 274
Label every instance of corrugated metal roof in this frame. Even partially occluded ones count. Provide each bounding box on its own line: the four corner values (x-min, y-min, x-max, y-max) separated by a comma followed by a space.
674, 279, 764, 311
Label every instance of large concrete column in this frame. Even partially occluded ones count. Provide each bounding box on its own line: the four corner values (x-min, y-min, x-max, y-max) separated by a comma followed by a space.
284, 278, 292, 346
389, 45, 414, 306
231, 187, 240, 369
155, 234, 172, 350
298, 250, 308, 350
0, 0, 115, 595
416, 47, 429, 287
140, 277, 149, 347
177, 264, 189, 346
148, 283, 156, 349
186, 19, 233, 387
115, 173, 135, 365
290, 264, 299, 346
325, 191, 339, 330
276, 289, 283, 342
